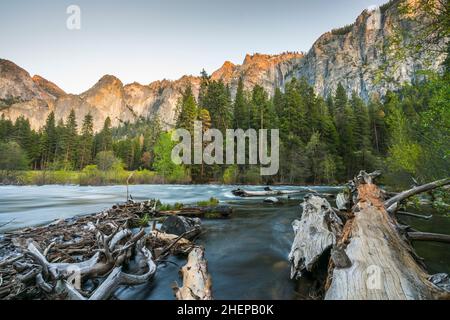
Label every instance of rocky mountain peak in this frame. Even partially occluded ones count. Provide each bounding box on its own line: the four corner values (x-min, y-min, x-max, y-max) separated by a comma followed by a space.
292, 0, 445, 100
0, 59, 52, 101
211, 61, 237, 81
32, 75, 66, 99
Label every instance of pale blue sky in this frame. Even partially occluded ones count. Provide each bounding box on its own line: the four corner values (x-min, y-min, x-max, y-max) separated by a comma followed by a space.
0, 0, 387, 94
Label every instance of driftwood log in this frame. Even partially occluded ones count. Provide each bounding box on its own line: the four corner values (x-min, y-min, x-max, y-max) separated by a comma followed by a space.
173, 246, 212, 300
158, 206, 232, 219
289, 195, 343, 279
232, 187, 316, 197
385, 178, 450, 213
289, 170, 450, 300
0, 199, 208, 300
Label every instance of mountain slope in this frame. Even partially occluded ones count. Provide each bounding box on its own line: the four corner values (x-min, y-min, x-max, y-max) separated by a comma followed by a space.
290, 0, 446, 100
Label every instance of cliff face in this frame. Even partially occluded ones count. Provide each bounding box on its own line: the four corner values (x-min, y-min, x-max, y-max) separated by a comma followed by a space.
0, 52, 301, 131
211, 52, 304, 97
0, 0, 446, 131
291, 0, 446, 100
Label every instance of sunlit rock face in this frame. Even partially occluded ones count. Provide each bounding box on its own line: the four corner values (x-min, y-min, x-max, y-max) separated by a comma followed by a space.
0, 53, 302, 131
211, 52, 304, 97
0, 0, 446, 131
32, 75, 66, 99
290, 0, 446, 100
0, 59, 54, 102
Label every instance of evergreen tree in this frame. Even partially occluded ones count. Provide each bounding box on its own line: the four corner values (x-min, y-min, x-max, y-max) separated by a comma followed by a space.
41, 112, 57, 168
0, 115, 14, 142
368, 96, 387, 154
333, 83, 356, 178
78, 113, 94, 169
202, 80, 232, 132
176, 85, 198, 132
233, 78, 248, 129
61, 109, 78, 169
96, 117, 113, 153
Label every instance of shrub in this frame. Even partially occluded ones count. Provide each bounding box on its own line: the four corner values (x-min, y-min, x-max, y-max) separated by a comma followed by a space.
95, 151, 121, 171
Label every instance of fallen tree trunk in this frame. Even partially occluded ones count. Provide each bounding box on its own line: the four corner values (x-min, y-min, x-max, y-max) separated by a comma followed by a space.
397, 211, 432, 220
232, 187, 314, 197
289, 171, 449, 300
385, 178, 450, 213
288, 195, 343, 279
407, 232, 450, 244
173, 246, 212, 300
158, 205, 232, 219
326, 171, 446, 299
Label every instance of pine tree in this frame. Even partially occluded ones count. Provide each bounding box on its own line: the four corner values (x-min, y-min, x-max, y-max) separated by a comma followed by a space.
350, 92, 371, 150
41, 111, 57, 168
197, 109, 212, 182
176, 85, 198, 132
0, 115, 14, 142
233, 78, 248, 129
96, 117, 113, 153
198, 69, 210, 109
368, 96, 387, 154
333, 83, 356, 178
78, 113, 94, 169
202, 80, 232, 132
62, 109, 78, 169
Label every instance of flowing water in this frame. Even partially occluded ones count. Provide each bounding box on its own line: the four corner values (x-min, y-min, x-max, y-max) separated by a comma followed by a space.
0, 184, 449, 299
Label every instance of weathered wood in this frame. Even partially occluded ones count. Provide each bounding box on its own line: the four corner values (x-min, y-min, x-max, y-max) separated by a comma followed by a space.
325, 171, 446, 300
173, 246, 212, 300
335, 193, 349, 211
232, 187, 312, 197
159, 205, 232, 218
397, 211, 432, 220
288, 194, 343, 279
148, 230, 193, 255
407, 232, 450, 244
385, 178, 450, 212
88, 247, 156, 300
59, 245, 156, 300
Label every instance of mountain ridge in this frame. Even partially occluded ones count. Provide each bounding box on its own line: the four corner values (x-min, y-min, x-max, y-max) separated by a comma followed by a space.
0, 0, 446, 132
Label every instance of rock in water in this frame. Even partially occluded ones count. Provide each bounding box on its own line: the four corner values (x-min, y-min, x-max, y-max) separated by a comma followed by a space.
264, 197, 279, 204
161, 216, 201, 240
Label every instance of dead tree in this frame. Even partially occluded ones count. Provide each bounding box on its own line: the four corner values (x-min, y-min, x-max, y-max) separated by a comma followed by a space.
289, 171, 450, 300
173, 246, 212, 300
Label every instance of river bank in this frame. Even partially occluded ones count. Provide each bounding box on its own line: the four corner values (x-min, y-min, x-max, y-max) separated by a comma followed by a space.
0, 169, 183, 186
0, 170, 346, 187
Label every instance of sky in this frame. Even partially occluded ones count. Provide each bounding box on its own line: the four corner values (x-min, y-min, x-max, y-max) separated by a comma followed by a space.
0, 0, 387, 94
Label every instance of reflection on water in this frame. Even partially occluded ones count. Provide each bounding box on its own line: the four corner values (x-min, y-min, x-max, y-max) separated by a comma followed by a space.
0, 184, 449, 299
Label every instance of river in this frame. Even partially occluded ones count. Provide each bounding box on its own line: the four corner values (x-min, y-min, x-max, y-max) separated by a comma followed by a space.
0, 184, 449, 299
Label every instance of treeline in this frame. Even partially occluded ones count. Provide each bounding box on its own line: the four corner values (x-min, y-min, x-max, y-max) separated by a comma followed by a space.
0, 68, 448, 186
171, 67, 449, 185
0, 111, 163, 173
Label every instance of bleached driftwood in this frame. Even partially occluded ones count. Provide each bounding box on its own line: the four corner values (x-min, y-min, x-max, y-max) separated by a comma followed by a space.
232, 188, 311, 197
288, 170, 450, 300
173, 246, 212, 300
288, 195, 343, 279
385, 178, 450, 214
326, 171, 446, 300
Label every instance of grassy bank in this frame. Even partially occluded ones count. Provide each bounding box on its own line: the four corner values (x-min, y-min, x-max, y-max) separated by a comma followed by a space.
0, 168, 190, 186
